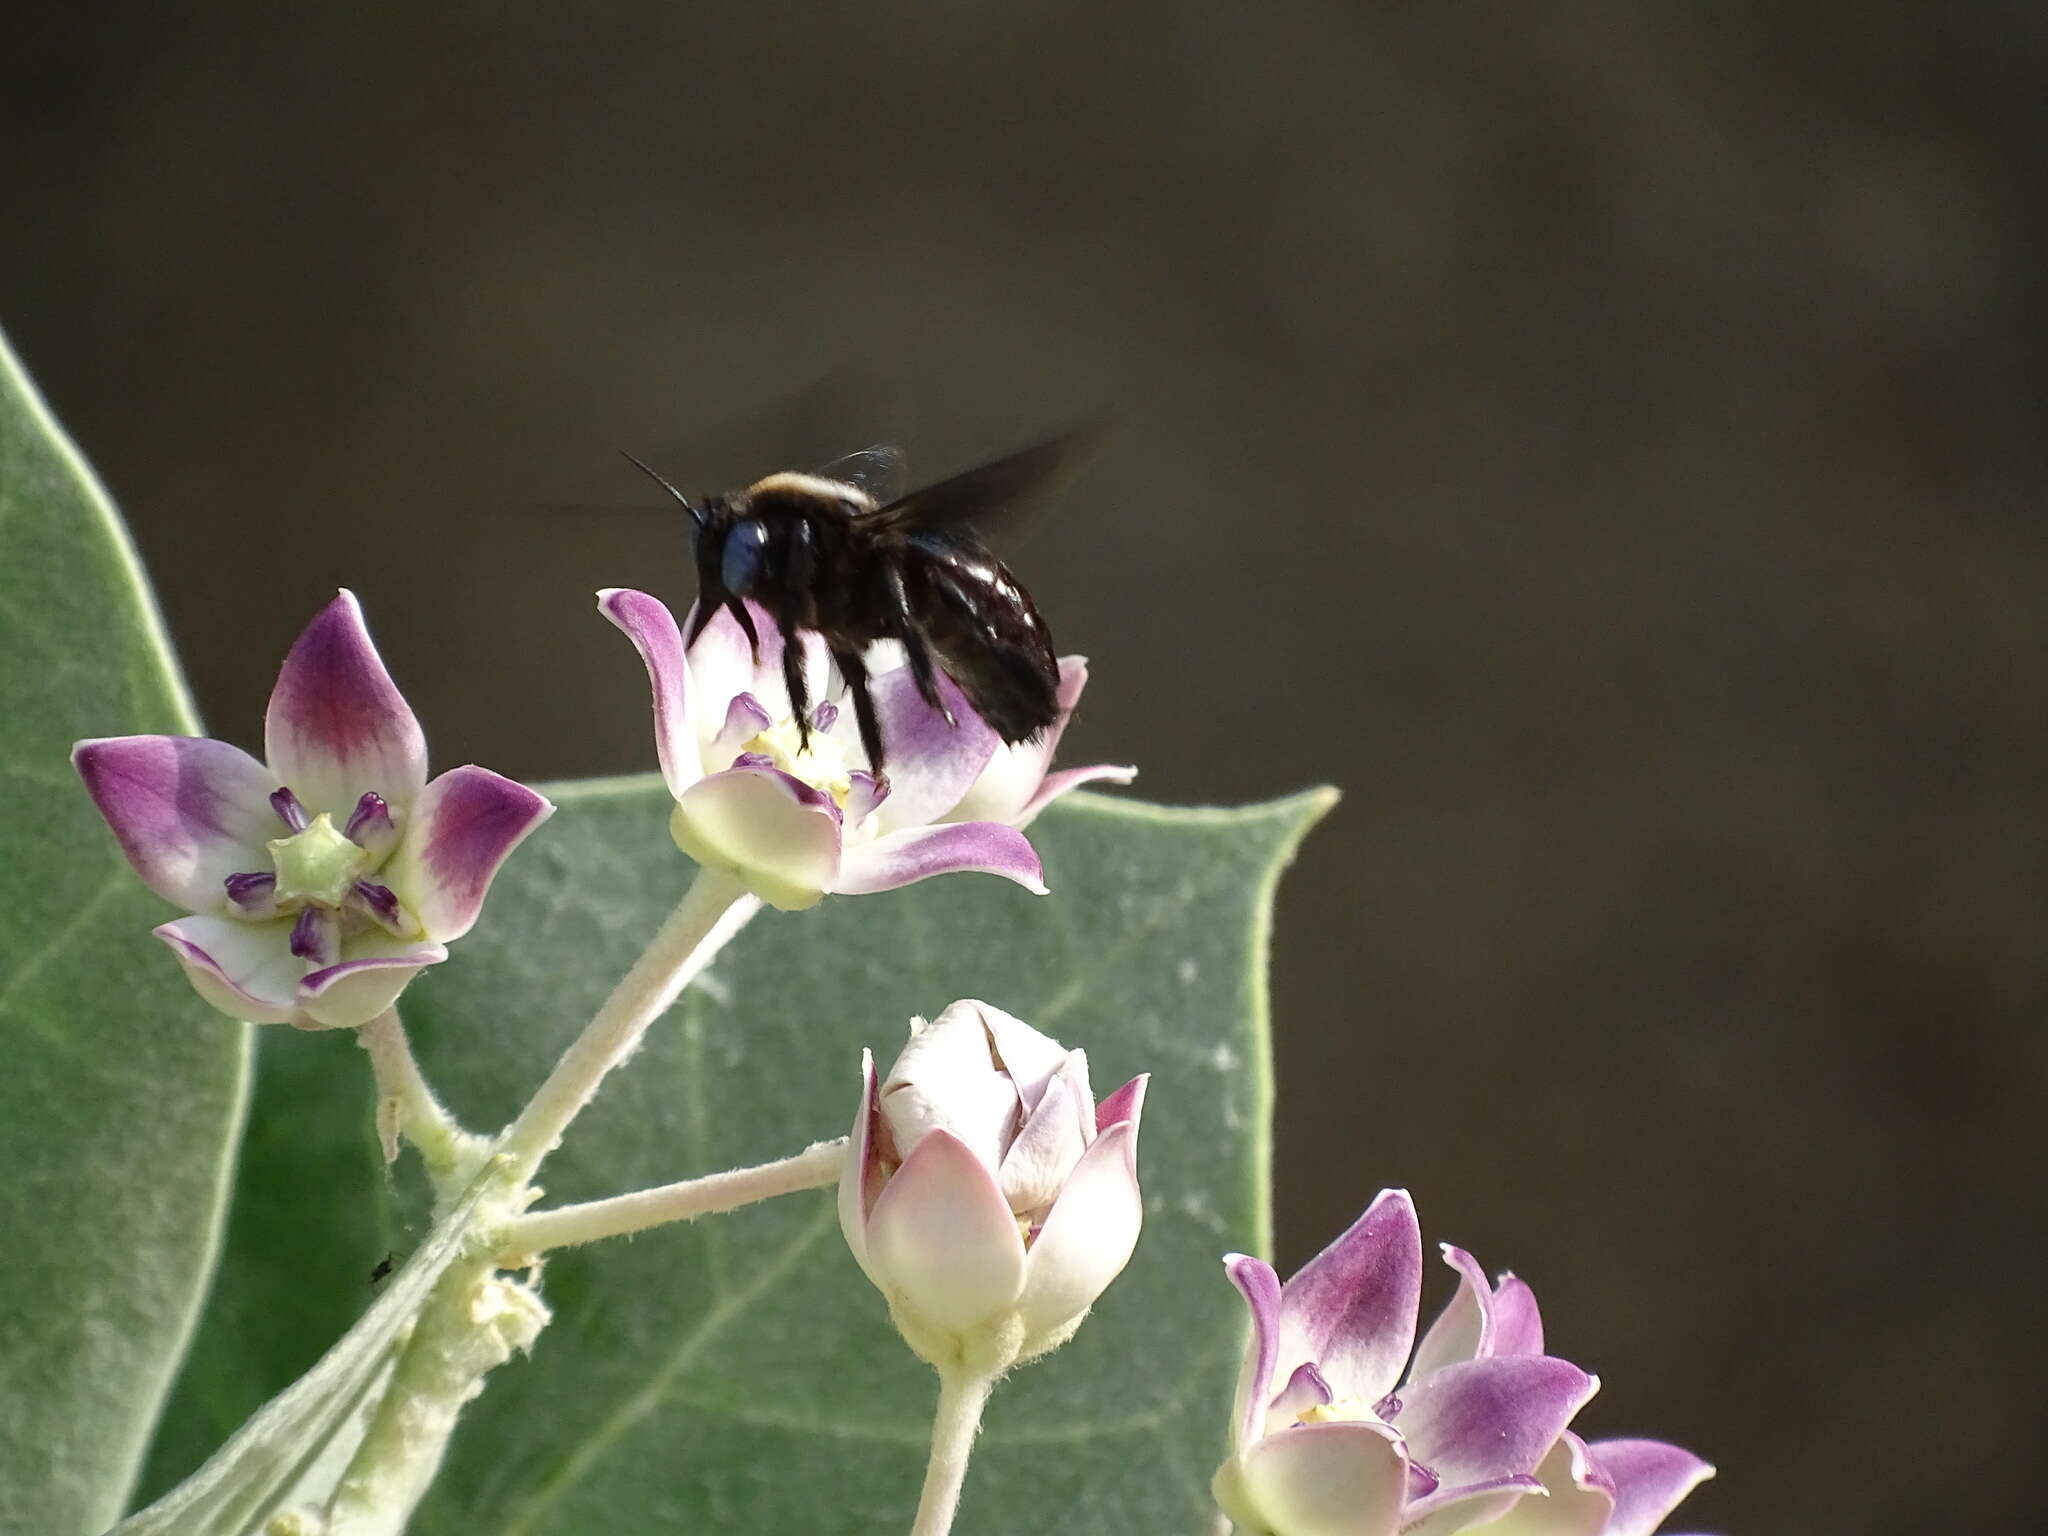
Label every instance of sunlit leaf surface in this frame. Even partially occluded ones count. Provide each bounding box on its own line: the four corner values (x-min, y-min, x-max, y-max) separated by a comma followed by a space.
142, 781, 1327, 1532
0, 328, 249, 1534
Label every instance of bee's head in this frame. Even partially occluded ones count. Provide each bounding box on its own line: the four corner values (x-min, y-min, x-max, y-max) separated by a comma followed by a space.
618, 451, 761, 651
685, 491, 729, 555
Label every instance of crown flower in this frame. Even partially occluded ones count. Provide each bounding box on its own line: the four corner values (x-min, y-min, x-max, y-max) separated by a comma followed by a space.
73, 591, 553, 1029
600, 589, 1133, 911
1214, 1189, 1659, 1536
1473, 1432, 1717, 1536
839, 1001, 1148, 1371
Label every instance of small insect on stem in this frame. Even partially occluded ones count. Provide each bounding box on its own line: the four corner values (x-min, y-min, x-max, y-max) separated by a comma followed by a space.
621, 429, 1105, 772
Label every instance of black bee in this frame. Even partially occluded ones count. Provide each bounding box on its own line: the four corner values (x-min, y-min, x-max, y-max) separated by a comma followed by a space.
622, 430, 1100, 772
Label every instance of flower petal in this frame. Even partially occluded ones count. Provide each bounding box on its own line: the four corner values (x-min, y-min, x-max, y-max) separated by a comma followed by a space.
939, 656, 1135, 828
710, 692, 775, 762
999, 1050, 1094, 1213
1221, 1419, 1409, 1536
838, 1049, 885, 1279
1465, 1433, 1615, 1536
1013, 762, 1138, 828
834, 821, 1046, 897
844, 769, 888, 827
601, 588, 703, 800
686, 600, 835, 729
864, 665, 999, 830
297, 934, 448, 1030
935, 655, 1090, 825
377, 766, 554, 941
1410, 1245, 1495, 1380
670, 766, 842, 911
880, 1007, 1016, 1175
1268, 1362, 1334, 1424
1395, 1355, 1598, 1489
1278, 1188, 1423, 1405
1016, 1120, 1142, 1351
977, 1002, 1076, 1112
1399, 1473, 1547, 1536
1225, 1254, 1285, 1448
263, 591, 427, 818
680, 600, 766, 727
1095, 1074, 1148, 1132
154, 915, 299, 1024
864, 1128, 1026, 1337
1589, 1438, 1715, 1536
1489, 1275, 1545, 1357
74, 736, 279, 912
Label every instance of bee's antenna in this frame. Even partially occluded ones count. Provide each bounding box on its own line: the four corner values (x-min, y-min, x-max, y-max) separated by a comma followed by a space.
619, 449, 704, 528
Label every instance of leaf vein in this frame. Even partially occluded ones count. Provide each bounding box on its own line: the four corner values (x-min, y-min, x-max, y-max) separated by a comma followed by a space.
492, 1202, 835, 1536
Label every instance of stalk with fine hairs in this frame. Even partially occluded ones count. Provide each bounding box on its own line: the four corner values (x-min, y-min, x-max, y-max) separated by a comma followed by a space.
500, 1137, 847, 1257
911, 1370, 996, 1536
498, 866, 759, 1182
356, 1008, 491, 1195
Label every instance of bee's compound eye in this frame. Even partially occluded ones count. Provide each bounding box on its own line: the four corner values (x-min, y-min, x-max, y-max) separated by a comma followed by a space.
720, 518, 770, 595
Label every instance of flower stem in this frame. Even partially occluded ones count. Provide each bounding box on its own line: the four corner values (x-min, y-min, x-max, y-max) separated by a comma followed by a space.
357, 1008, 485, 1190
322, 1252, 548, 1536
498, 866, 760, 1183
499, 1137, 846, 1257
910, 1369, 995, 1536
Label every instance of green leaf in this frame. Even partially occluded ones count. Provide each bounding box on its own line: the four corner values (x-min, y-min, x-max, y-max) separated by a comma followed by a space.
141, 779, 1330, 1532
0, 327, 251, 1534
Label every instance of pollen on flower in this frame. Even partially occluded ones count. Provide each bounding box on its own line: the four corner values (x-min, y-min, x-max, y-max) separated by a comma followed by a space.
1297, 1397, 1391, 1429
743, 717, 855, 806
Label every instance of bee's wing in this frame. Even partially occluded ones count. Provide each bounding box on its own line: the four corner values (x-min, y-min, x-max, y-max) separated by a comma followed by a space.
811, 444, 909, 503
862, 425, 1109, 540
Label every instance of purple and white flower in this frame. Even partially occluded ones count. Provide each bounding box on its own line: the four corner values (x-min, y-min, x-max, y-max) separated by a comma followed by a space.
74, 591, 553, 1030
839, 1001, 1148, 1368
600, 589, 1134, 911
1472, 1432, 1716, 1536
1213, 1190, 1709, 1536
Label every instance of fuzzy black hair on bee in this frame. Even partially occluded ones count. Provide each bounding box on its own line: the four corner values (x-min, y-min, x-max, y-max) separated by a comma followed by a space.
621, 430, 1100, 772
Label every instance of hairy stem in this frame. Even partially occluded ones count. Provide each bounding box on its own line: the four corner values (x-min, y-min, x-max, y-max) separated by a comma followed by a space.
321, 1252, 547, 1536
500, 1137, 846, 1257
498, 866, 759, 1182
357, 1008, 486, 1192
910, 1370, 995, 1536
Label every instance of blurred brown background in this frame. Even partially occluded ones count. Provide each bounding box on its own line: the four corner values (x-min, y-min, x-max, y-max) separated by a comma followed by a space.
8, 4, 2045, 1531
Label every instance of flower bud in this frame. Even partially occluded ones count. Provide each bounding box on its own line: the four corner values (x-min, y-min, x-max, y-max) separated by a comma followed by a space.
838, 1001, 1147, 1373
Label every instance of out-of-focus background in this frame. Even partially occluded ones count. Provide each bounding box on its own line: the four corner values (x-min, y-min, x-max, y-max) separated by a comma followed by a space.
8, 5, 2044, 1531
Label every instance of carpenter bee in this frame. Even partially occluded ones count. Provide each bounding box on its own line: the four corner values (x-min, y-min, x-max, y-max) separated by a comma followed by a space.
621, 430, 1101, 772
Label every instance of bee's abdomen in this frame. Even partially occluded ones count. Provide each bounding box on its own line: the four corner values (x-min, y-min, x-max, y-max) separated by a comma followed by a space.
908, 545, 1061, 743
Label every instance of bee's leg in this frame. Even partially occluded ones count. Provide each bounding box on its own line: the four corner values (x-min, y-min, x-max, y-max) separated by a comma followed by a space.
727, 598, 760, 657
834, 647, 886, 773
780, 624, 814, 755
885, 564, 955, 724
781, 521, 817, 750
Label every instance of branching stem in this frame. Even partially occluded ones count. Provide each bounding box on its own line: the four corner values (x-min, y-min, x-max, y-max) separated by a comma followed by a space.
357, 1008, 490, 1194
500, 1137, 846, 1257
498, 866, 760, 1182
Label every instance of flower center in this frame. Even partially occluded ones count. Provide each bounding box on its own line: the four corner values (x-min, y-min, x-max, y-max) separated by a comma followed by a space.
268, 812, 373, 908
1296, 1396, 1391, 1429
222, 788, 422, 945
745, 717, 855, 807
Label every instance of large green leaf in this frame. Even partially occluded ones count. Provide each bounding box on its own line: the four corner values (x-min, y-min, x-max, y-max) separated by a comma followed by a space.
141, 779, 1328, 1531
0, 329, 251, 1534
